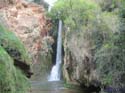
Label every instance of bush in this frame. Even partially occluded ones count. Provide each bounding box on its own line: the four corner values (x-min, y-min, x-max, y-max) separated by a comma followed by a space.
0, 46, 29, 93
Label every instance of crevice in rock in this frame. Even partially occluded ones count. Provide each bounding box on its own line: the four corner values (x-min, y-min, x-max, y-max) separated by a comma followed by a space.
81, 84, 101, 93
14, 59, 33, 78
51, 36, 64, 66
49, 19, 59, 66
51, 37, 57, 65
75, 78, 101, 93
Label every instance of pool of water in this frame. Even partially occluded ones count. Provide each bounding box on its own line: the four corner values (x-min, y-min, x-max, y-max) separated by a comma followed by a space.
30, 81, 84, 93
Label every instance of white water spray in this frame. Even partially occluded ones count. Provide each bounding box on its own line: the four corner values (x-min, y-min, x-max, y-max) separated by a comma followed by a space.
48, 20, 62, 81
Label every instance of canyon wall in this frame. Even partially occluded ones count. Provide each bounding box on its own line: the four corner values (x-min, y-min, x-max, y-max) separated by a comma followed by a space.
0, 0, 53, 81
49, 0, 125, 92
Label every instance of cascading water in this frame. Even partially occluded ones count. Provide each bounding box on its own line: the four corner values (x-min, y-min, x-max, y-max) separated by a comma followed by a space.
48, 20, 62, 81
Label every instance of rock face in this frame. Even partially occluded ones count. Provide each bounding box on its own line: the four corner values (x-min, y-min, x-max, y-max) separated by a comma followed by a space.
0, 0, 14, 8
49, 0, 100, 87
0, 22, 32, 77
0, 0, 53, 81
50, 1, 125, 91
63, 31, 99, 87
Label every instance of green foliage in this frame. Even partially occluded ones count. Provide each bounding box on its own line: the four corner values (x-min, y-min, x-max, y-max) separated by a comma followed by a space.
0, 24, 30, 64
0, 22, 30, 93
119, 0, 125, 18
0, 46, 29, 93
50, 0, 125, 87
50, 0, 99, 24
33, 0, 49, 9
94, 0, 121, 12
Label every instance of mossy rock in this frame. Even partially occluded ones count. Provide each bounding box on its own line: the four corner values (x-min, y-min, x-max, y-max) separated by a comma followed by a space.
0, 24, 30, 64
0, 45, 29, 93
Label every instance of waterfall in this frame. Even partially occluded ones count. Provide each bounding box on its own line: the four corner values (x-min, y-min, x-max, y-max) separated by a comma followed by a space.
48, 20, 62, 81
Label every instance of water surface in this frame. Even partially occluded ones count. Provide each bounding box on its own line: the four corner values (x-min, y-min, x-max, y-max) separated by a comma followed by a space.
30, 81, 84, 93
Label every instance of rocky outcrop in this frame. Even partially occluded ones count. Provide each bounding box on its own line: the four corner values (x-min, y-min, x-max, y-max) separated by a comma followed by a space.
0, 22, 32, 77
0, 0, 14, 8
0, 0, 53, 81
63, 31, 99, 87
50, 1, 125, 92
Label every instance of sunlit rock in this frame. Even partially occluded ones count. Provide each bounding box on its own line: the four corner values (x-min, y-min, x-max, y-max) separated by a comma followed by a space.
0, 0, 53, 81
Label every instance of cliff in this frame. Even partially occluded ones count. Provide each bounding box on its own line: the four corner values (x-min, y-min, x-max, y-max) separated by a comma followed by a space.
0, 0, 55, 92
49, 0, 125, 92
1, 0, 53, 81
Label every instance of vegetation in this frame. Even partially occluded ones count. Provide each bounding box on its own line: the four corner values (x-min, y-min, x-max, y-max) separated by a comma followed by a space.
0, 24, 30, 93
0, 46, 29, 93
49, 0, 125, 88
0, 24, 30, 64
0, 0, 125, 92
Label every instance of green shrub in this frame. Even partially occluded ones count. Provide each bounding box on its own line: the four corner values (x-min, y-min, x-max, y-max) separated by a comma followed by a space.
0, 46, 29, 93
0, 24, 30, 64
